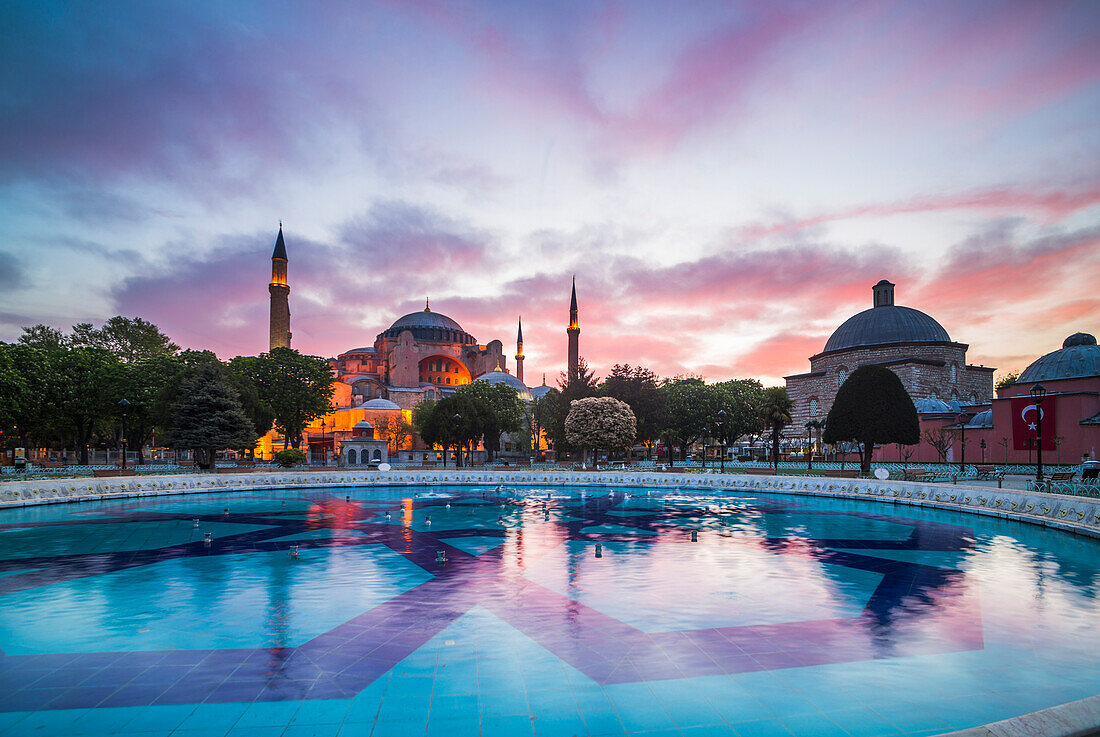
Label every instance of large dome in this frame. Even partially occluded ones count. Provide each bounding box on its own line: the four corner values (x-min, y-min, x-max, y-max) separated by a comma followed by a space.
377, 304, 475, 343
474, 368, 532, 401
1018, 332, 1099, 383
823, 305, 951, 353
821, 280, 952, 354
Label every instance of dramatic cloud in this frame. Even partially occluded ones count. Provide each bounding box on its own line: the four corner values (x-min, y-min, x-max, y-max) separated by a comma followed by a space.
2, 0, 1097, 387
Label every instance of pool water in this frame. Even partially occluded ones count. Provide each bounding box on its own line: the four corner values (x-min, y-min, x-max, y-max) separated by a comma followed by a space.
0, 485, 1098, 737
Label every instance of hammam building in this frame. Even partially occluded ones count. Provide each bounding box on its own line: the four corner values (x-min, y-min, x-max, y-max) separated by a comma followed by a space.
785, 280, 995, 427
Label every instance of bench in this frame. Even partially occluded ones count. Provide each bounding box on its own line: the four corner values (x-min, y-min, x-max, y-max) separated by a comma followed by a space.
902, 469, 934, 482
92, 469, 136, 478
741, 468, 776, 475
1045, 472, 1076, 482
975, 465, 1006, 487
824, 469, 860, 479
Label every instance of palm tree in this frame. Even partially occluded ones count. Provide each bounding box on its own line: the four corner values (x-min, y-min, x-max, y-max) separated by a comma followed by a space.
759, 387, 793, 472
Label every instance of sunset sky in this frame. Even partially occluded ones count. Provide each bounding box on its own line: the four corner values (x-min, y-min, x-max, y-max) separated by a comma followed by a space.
2, 0, 1099, 386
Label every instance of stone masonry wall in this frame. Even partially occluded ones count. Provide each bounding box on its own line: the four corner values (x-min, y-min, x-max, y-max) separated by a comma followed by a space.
787, 342, 994, 428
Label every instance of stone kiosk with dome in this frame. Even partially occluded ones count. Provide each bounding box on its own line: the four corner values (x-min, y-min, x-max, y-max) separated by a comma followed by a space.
786, 280, 995, 429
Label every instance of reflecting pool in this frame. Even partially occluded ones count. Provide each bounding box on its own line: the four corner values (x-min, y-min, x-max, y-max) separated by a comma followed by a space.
0, 485, 1098, 736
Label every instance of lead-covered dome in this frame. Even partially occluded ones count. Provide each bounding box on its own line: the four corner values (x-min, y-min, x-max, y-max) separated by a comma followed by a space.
361, 398, 401, 410
1018, 332, 1099, 383
822, 281, 951, 354
474, 367, 532, 401
377, 303, 476, 343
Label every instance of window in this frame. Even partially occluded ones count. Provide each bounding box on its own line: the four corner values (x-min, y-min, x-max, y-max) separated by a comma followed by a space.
809, 398, 818, 415
837, 367, 847, 385
951, 391, 958, 403
951, 364, 958, 383
348, 449, 357, 465
446, 377, 451, 384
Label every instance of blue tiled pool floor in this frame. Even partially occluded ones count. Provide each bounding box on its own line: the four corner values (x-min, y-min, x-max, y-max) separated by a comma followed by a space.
0, 485, 1098, 736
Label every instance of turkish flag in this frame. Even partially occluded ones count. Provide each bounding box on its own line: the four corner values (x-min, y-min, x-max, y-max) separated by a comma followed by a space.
1011, 396, 1056, 451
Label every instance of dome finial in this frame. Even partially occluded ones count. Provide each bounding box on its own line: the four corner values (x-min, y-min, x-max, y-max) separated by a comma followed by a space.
424, 297, 431, 312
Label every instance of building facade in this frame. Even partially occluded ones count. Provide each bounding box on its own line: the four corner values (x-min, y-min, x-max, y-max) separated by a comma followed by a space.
786, 280, 995, 428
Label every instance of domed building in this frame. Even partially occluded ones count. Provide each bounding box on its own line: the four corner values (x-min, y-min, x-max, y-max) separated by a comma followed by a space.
975, 332, 1100, 464
785, 280, 995, 428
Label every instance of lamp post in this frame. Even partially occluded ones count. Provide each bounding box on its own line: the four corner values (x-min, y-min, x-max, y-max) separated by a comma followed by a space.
117, 398, 130, 471
320, 419, 327, 467
1031, 383, 1047, 483
956, 412, 967, 477
980, 438, 986, 463
717, 409, 727, 474
453, 413, 463, 468
805, 421, 813, 471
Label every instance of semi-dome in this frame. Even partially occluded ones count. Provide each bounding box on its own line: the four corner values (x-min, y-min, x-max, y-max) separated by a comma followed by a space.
474, 367, 533, 401
530, 384, 554, 400
377, 302, 476, 343
361, 398, 401, 410
822, 281, 951, 354
1018, 332, 1100, 383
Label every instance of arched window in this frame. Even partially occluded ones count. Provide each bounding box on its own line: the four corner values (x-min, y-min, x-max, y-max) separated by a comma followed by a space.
809, 398, 818, 415
348, 449, 357, 465
951, 391, 958, 403
373, 449, 382, 461
951, 364, 958, 383
837, 367, 848, 385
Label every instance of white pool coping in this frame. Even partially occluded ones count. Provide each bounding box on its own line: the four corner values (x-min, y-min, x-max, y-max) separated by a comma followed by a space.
942, 694, 1100, 737
1, 468, 1098, 539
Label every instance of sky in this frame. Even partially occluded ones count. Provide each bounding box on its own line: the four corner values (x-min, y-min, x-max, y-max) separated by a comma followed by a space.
2, 0, 1099, 386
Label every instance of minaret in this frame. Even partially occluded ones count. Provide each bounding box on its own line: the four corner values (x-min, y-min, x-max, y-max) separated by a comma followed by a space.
515, 317, 525, 384
268, 224, 291, 350
567, 276, 580, 384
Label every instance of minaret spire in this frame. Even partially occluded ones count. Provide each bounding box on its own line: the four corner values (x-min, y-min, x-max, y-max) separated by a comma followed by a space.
515, 316, 525, 384
567, 276, 580, 384
268, 224, 291, 350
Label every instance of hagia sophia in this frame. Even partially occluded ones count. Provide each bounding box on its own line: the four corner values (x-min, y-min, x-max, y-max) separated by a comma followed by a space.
257, 227, 566, 464
258, 228, 1099, 467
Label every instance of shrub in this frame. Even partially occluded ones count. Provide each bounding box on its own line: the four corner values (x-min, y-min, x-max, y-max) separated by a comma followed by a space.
273, 448, 307, 468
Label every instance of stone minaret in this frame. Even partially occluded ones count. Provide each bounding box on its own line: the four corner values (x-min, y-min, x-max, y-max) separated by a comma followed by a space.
515, 316, 525, 384
567, 276, 580, 384
268, 224, 291, 350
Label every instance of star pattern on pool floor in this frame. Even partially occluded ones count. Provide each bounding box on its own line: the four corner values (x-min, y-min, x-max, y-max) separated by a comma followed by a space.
0, 487, 981, 712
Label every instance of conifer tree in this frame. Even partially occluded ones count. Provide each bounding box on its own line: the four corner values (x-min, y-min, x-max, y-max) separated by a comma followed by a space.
166, 365, 256, 469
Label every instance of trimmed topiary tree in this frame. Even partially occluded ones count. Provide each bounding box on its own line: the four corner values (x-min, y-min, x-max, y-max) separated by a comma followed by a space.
823, 365, 919, 474
565, 396, 636, 469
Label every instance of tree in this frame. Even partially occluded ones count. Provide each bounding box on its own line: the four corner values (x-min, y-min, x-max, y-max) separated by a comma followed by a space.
658, 378, 721, 462
372, 413, 414, 452
51, 347, 123, 465
713, 378, 766, 447
565, 396, 636, 468
70, 316, 180, 363
600, 364, 666, 459
455, 381, 525, 461
995, 371, 1019, 391
246, 348, 335, 448
164, 365, 256, 469
922, 427, 953, 463
532, 388, 564, 457
759, 386, 794, 472
17, 324, 67, 351
824, 366, 919, 473
413, 394, 490, 467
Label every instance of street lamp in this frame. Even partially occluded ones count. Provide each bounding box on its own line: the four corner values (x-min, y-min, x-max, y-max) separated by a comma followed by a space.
117, 398, 130, 471
804, 420, 813, 471
980, 438, 986, 463
453, 413, 463, 468
1031, 383, 1047, 483
956, 412, 967, 477
320, 419, 327, 467
717, 409, 727, 473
